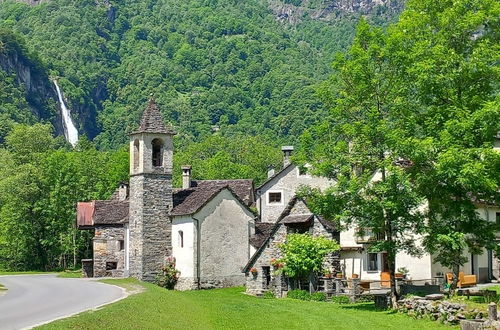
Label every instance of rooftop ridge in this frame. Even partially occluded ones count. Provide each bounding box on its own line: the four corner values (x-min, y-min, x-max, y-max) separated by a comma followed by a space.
131, 98, 176, 135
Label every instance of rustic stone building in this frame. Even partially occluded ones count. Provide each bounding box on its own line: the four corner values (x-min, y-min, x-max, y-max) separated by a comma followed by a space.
77, 99, 256, 287
244, 196, 340, 297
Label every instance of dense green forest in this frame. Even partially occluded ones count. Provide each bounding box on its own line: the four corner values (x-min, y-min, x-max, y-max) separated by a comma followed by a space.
0, 0, 401, 148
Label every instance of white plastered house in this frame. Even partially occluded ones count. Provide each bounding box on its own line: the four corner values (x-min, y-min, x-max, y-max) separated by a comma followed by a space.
170, 170, 257, 290
255, 146, 499, 284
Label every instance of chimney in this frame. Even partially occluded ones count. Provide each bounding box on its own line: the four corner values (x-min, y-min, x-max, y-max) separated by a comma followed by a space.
267, 166, 275, 178
281, 146, 294, 167
181, 165, 192, 189
118, 182, 129, 201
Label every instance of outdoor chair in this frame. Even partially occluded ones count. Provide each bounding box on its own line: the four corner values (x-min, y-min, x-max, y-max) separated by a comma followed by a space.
445, 272, 477, 288
380, 272, 391, 288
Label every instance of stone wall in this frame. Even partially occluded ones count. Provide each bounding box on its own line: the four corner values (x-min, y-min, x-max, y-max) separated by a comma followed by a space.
246, 213, 339, 296
256, 165, 332, 223
175, 277, 197, 291
129, 173, 173, 282
93, 225, 125, 277
198, 189, 255, 289
397, 296, 488, 325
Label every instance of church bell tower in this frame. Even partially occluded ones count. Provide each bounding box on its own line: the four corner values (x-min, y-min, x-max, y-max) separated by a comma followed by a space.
128, 98, 176, 281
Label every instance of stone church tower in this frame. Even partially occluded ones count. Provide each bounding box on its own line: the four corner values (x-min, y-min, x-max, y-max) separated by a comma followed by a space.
128, 99, 176, 281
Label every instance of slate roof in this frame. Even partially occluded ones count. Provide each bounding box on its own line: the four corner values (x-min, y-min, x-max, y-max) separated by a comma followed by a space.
171, 179, 254, 216
93, 200, 129, 224
130, 99, 176, 135
249, 223, 274, 248
77, 200, 128, 228
281, 214, 313, 224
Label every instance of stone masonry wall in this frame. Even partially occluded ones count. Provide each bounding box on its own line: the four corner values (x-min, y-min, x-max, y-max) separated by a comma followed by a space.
198, 190, 254, 289
246, 225, 288, 296
129, 173, 173, 282
246, 205, 339, 296
257, 165, 332, 223
93, 225, 125, 277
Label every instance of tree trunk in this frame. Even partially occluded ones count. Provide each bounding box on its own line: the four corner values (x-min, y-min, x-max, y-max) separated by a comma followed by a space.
451, 264, 460, 293
388, 253, 399, 308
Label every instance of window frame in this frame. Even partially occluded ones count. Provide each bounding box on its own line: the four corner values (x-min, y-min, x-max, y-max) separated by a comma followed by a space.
151, 138, 164, 167
367, 252, 379, 272
178, 230, 184, 248
267, 190, 284, 206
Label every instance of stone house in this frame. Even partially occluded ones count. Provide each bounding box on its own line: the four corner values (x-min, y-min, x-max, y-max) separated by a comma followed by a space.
77, 99, 256, 289
244, 196, 340, 297
256, 146, 334, 223
247, 148, 499, 295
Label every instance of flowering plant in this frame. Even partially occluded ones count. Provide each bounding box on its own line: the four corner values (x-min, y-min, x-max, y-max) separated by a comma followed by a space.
250, 267, 258, 275
155, 256, 180, 289
271, 258, 284, 269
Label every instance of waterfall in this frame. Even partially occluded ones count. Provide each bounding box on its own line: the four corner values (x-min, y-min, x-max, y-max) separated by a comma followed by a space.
53, 80, 79, 147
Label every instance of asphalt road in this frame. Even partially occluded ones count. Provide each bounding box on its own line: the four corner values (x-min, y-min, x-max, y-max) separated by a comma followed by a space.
0, 274, 125, 330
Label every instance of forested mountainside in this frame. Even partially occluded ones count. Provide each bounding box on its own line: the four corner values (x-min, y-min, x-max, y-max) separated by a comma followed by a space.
0, 0, 403, 149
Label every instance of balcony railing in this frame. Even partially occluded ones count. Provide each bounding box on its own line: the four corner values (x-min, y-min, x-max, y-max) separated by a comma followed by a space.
355, 228, 385, 244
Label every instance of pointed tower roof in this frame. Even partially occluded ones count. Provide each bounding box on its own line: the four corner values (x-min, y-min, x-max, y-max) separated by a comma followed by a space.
130, 98, 176, 135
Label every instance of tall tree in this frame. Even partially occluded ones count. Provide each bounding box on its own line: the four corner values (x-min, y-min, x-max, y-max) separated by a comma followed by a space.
390, 0, 500, 288
297, 19, 426, 304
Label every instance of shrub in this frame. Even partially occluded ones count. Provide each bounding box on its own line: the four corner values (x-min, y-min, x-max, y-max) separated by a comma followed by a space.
263, 291, 275, 299
330, 295, 350, 304
155, 256, 180, 289
310, 292, 326, 302
287, 289, 310, 300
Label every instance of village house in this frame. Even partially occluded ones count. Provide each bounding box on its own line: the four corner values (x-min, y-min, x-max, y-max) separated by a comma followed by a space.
77, 99, 256, 289
244, 146, 499, 295
77, 98, 498, 294
245, 196, 340, 297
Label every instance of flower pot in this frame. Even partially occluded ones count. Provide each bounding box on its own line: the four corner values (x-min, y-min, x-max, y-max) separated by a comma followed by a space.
352, 274, 359, 279
336, 273, 344, 279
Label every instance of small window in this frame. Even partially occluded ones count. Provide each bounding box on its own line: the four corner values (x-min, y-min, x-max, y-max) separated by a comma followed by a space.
133, 139, 140, 170
106, 262, 117, 270
268, 192, 282, 204
367, 253, 378, 272
119, 240, 124, 251
262, 266, 271, 288
178, 230, 184, 248
152, 138, 163, 167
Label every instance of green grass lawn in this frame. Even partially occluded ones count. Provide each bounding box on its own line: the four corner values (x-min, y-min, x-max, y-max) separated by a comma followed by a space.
57, 270, 83, 278
39, 279, 452, 330
485, 285, 500, 294
0, 270, 81, 278
0, 270, 55, 276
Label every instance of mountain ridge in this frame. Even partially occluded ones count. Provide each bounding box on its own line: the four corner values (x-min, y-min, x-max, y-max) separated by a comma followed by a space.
0, 0, 404, 148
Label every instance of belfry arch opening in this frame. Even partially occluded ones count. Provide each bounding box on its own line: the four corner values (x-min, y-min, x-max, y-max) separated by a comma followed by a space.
152, 138, 164, 167
133, 139, 140, 170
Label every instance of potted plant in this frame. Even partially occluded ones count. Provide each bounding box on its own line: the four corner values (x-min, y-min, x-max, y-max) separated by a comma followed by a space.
271, 258, 284, 269
324, 270, 332, 279
336, 272, 344, 279
352, 273, 359, 279
396, 267, 409, 279
250, 267, 258, 276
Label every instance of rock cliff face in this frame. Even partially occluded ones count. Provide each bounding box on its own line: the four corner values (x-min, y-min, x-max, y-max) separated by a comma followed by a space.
269, 0, 404, 24
0, 46, 64, 136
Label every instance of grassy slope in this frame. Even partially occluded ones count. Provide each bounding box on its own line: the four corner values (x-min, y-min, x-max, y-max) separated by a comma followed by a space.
40, 279, 451, 330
